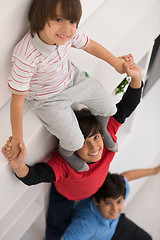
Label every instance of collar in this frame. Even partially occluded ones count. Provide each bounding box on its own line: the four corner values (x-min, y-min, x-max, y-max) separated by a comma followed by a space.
31, 32, 57, 57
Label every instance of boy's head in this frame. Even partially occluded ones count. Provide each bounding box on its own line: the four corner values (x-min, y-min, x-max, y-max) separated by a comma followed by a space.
93, 173, 126, 220
29, 0, 82, 38
74, 108, 104, 163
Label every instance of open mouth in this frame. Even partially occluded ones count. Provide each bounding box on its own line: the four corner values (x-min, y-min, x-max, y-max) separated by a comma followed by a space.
57, 34, 69, 39
88, 150, 100, 156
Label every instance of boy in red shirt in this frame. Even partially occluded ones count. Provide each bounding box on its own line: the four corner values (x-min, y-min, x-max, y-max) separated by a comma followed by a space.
2, 61, 142, 240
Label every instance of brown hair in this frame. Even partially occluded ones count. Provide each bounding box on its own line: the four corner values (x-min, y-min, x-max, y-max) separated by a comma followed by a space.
28, 0, 82, 37
74, 108, 103, 139
93, 173, 126, 202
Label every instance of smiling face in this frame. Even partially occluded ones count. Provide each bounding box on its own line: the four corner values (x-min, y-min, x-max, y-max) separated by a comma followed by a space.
76, 132, 104, 163
93, 196, 124, 220
38, 5, 77, 45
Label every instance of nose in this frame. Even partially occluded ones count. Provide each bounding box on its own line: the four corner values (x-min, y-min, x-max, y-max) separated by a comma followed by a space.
111, 204, 118, 213
89, 141, 97, 151
61, 21, 71, 32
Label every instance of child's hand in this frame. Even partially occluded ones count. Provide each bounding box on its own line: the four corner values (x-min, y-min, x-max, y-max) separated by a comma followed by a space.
115, 54, 134, 74
119, 53, 134, 62
1, 138, 27, 170
1, 137, 22, 161
122, 61, 141, 81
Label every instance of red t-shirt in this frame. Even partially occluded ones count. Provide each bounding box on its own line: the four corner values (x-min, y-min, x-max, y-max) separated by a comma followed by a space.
47, 116, 121, 200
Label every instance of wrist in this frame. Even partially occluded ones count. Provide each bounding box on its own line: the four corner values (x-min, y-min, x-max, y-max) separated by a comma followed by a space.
111, 57, 120, 68
11, 137, 23, 144
130, 77, 142, 89
12, 164, 29, 178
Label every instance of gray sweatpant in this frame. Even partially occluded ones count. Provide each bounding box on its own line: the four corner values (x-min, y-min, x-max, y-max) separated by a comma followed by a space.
27, 67, 116, 151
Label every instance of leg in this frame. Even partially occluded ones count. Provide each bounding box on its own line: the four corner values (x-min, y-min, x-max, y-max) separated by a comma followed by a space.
30, 99, 89, 172
46, 183, 74, 240
111, 214, 152, 240
95, 115, 118, 152
72, 70, 118, 152
59, 146, 89, 172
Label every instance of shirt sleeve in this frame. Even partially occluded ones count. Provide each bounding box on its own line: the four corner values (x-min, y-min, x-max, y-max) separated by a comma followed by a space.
16, 162, 55, 186
113, 82, 143, 124
71, 28, 89, 49
8, 56, 35, 94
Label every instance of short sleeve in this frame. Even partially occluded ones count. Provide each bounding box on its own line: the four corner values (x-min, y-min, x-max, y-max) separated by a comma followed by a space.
47, 155, 69, 181
71, 28, 89, 49
8, 56, 35, 94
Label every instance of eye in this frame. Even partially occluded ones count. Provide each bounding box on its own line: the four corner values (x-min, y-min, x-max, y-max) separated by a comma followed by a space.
56, 18, 62, 22
104, 201, 110, 205
117, 199, 123, 204
70, 20, 76, 24
84, 140, 87, 145
94, 135, 99, 140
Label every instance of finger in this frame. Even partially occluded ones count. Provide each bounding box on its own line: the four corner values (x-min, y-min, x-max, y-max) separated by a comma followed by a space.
9, 136, 12, 141
8, 155, 17, 161
128, 54, 133, 60
124, 54, 134, 62
5, 146, 12, 151
2, 144, 11, 151
2, 140, 12, 149
6, 140, 12, 147
5, 153, 14, 159
123, 62, 130, 73
19, 143, 27, 154
1, 149, 13, 156
1, 147, 5, 152
122, 55, 131, 62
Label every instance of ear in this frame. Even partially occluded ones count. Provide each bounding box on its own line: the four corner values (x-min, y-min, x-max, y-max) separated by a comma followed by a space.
92, 196, 99, 206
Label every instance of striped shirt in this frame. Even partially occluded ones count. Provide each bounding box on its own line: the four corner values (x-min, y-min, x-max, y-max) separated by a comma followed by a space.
8, 29, 89, 100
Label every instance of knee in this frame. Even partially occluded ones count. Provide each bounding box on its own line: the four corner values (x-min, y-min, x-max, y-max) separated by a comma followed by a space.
60, 132, 84, 151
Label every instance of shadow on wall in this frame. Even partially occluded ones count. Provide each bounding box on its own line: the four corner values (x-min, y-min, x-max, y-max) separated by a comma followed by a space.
0, 1, 32, 108
143, 35, 160, 96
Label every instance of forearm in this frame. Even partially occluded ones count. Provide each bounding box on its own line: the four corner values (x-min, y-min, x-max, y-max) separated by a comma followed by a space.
10, 94, 25, 141
16, 163, 56, 186
83, 39, 119, 67
122, 168, 158, 181
114, 81, 143, 123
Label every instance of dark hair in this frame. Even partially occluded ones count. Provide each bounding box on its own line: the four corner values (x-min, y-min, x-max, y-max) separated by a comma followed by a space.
93, 173, 126, 202
74, 108, 103, 139
28, 0, 82, 37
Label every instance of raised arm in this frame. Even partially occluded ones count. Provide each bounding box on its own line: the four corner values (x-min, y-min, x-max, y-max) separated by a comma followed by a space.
113, 61, 143, 124
83, 39, 125, 74
121, 165, 160, 181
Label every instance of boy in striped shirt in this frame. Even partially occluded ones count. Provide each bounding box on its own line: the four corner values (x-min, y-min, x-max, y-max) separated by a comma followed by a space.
6, 0, 132, 172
